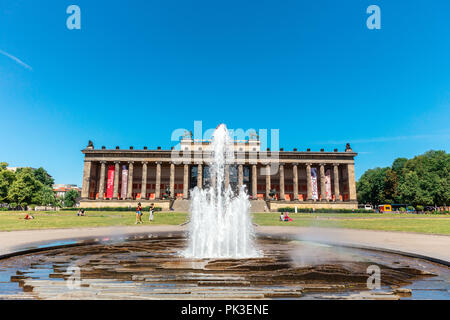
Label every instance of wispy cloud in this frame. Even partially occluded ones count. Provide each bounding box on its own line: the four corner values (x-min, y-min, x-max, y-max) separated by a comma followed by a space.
314, 133, 450, 145
0, 49, 32, 70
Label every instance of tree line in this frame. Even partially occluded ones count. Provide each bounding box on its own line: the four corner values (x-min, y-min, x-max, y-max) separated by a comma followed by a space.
0, 163, 78, 209
357, 150, 450, 207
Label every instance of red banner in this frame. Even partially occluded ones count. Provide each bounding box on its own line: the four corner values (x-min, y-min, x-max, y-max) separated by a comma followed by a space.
106, 165, 115, 199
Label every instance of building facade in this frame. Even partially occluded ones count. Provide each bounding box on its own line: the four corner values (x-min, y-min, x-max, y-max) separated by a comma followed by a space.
80, 137, 358, 210
53, 184, 81, 198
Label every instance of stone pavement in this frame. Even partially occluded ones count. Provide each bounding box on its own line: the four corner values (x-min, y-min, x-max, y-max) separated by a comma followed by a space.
256, 226, 450, 264
0, 225, 449, 264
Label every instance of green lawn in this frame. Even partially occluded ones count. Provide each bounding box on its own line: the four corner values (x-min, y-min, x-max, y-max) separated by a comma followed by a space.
0, 211, 189, 231
1, 211, 449, 235
252, 213, 450, 235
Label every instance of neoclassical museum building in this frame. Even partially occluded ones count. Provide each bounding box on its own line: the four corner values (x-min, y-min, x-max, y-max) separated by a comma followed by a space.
80, 135, 358, 211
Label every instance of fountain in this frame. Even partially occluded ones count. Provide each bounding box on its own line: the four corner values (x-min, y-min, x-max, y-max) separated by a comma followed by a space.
183, 124, 260, 258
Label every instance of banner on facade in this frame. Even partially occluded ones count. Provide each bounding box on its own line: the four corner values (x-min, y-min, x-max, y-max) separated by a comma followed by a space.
311, 168, 318, 200
325, 168, 332, 200
106, 165, 115, 199
121, 165, 128, 199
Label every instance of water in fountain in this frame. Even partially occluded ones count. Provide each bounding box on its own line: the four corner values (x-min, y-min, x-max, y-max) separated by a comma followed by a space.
183, 124, 261, 259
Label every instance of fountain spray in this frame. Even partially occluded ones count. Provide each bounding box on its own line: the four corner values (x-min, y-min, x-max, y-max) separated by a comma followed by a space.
183, 124, 260, 258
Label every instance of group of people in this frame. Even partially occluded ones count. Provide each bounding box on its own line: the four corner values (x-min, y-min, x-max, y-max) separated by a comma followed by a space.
135, 202, 155, 224
280, 211, 293, 222
77, 209, 86, 216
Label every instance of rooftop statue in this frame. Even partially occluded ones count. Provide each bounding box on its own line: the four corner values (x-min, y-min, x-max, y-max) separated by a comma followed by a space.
183, 130, 193, 139
345, 143, 353, 152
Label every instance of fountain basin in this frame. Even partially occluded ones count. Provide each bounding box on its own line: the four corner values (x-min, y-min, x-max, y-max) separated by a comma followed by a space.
0, 233, 448, 300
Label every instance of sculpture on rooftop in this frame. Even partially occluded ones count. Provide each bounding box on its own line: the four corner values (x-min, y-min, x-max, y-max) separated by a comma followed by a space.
345, 143, 352, 152
183, 130, 193, 140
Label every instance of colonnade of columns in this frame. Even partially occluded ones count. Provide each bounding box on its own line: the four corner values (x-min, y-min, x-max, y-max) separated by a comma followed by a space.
81, 160, 357, 202
81, 160, 190, 201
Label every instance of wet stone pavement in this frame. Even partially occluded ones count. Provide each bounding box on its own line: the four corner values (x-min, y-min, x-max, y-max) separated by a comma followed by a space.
0, 235, 448, 300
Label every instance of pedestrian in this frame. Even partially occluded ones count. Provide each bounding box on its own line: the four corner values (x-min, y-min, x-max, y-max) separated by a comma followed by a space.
135, 202, 143, 224
149, 203, 154, 222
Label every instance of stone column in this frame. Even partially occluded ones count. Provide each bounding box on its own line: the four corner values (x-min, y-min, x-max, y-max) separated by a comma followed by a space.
183, 164, 189, 199
292, 163, 298, 201
333, 164, 340, 201
170, 163, 175, 198
197, 163, 203, 189
113, 161, 120, 199
155, 162, 161, 199
347, 163, 357, 201
140, 161, 148, 200
279, 163, 285, 200
320, 164, 327, 201
306, 163, 312, 201
238, 164, 244, 187
265, 164, 271, 199
81, 160, 92, 199
98, 161, 106, 200
127, 161, 134, 199
225, 165, 230, 189
252, 164, 257, 199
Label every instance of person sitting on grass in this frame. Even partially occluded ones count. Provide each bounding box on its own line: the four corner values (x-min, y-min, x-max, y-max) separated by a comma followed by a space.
280, 212, 284, 221
135, 202, 143, 224
284, 212, 293, 222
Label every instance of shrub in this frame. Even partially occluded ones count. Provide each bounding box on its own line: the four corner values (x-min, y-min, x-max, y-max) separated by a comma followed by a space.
416, 205, 424, 211
399, 207, 406, 212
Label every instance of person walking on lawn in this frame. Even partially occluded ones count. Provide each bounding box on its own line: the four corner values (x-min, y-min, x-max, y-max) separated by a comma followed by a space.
135, 202, 143, 224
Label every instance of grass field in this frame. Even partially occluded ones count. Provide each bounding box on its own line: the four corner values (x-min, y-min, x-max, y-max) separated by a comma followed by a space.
0, 211, 188, 231
253, 213, 450, 235
0, 211, 449, 235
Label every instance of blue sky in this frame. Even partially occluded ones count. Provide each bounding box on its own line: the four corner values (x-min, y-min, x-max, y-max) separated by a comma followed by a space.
0, 0, 449, 186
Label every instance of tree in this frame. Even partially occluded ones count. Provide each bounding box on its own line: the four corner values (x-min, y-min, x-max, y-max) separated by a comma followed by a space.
37, 185, 57, 206
7, 168, 43, 208
358, 150, 450, 207
391, 157, 407, 176
357, 167, 388, 205
0, 164, 15, 203
33, 167, 54, 187
63, 189, 79, 207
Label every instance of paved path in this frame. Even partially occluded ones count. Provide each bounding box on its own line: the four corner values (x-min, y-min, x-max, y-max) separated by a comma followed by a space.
0, 225, 186, 256
0, 225, 449, 264
257, 226, 450, 264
